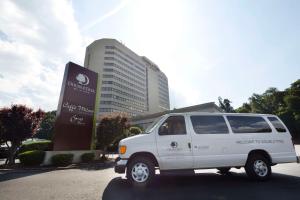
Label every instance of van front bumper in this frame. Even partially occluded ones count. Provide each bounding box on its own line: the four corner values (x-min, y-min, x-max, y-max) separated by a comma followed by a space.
114, 158, 128, 174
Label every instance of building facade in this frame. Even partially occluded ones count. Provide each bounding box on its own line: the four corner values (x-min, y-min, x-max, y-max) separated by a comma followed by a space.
84, 38, 170, 117
131, 102, 223, 130
142, 56, 170, 113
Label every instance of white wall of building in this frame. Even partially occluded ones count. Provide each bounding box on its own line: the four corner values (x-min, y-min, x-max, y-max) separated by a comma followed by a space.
84, 38, 170, 117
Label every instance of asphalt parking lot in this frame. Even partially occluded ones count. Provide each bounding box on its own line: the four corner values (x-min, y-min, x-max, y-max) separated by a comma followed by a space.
0, 146, 299, 200
0, 162, 300, 200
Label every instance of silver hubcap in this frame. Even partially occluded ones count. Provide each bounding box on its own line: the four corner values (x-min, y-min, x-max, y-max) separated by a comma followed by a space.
131, 163, 149, 183
253, 160, 268, 177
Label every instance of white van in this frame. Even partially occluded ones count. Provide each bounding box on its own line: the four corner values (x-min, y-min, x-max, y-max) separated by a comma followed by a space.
115, 113, 299, 186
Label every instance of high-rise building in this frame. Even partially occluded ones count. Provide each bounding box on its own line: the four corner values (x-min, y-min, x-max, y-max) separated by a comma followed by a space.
84, 38, 170, 117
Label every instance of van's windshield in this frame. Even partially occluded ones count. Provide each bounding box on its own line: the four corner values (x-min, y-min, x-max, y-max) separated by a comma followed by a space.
144, 116, 164, 134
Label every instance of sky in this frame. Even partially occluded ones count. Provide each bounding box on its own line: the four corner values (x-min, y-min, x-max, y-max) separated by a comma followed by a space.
0, 0, 300, 111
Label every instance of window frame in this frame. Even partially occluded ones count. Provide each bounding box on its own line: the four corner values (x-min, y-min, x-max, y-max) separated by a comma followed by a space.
158, 115, 187, 136
226, 115, 272, 134
189, 115, 230, 135
267, 116, 287, 133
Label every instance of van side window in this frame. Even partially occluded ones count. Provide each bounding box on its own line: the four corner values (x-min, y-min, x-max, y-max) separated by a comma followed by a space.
190, 115, 229, 134
158, 116, 186, 135
267, 117, 287, 132
227, 116, 272, 133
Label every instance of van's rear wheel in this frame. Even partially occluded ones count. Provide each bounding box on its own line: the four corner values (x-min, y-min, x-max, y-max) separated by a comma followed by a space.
217, 167, 231, 174
127, 157, 155, 187
245, 154, 271, 181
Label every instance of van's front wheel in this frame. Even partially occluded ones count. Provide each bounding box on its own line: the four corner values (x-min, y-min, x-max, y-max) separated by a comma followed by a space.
127, 157, 155, 187
245, 154, 271, 181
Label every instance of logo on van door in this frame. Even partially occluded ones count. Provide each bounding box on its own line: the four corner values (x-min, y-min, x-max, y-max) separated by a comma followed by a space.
170, 141, 178, 148
167, 141, 183, 152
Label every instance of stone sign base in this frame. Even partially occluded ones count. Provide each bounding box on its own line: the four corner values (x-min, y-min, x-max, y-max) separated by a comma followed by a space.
42, 150, 102, 166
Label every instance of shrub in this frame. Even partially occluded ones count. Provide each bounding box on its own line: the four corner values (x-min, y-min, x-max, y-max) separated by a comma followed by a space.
18, 140, 53, 154
51, 154, 73, 166
81, 152, 95, 163
106, 143, 118, 153
18, 150, 45, 166
129, 126, 142, 136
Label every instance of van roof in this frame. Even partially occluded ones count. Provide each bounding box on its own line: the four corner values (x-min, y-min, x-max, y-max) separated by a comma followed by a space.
166, 112, 277, 117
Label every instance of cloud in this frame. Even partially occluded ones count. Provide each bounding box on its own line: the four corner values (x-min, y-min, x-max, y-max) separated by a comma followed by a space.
81, 0, 131, 31
0, 0, 86, 111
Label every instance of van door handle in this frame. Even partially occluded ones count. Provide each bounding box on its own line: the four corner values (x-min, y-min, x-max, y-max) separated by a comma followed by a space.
188, 142, 191, 149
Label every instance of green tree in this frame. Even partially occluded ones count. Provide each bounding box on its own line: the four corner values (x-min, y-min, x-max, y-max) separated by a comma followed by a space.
235, 79, 300, 141
280, 79, 300, 140
107, 126, 142, 153
235, 103, 251, 113
218, 97, 235, 113
248, 88, 285, 114
35, 111, 56, 140
131, 124, 144, 132
96, 113, 130, 157
129, 126, 142, 136
0, 105, 45, 165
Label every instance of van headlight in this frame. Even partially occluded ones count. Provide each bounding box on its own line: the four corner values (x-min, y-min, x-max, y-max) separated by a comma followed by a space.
119, 145, 127, 155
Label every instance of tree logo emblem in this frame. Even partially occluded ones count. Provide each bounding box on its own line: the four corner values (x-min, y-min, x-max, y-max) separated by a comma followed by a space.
76, 73, 89, 86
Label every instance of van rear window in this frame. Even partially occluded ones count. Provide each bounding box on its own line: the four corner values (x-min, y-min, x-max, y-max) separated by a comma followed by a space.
227, 116, 272, 133
190, 116, 229, 134
267, 117, 287, 132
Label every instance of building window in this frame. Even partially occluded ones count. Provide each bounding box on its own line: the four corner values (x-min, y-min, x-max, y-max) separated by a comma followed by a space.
105, 46, 115, 49
104, 57, 114, 60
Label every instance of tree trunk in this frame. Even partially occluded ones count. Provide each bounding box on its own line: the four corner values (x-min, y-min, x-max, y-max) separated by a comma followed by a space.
5, 142, 9, 165
101, 146, 108, 160
8, 141, 20, 165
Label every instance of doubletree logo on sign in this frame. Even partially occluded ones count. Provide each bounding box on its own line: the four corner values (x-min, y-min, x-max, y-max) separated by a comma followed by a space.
76, 73, 89, 85
67, 73, 95, 94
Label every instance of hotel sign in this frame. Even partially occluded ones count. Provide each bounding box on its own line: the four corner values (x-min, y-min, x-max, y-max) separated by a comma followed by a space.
53, 62, 98, 150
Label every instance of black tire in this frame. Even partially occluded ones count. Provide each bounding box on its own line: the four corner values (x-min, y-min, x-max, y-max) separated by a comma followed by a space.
217, 167, 231, 174
245, 154, 271, 181
127, 156, 155, 187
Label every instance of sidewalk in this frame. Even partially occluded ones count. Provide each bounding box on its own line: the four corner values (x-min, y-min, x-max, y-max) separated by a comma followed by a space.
0, 154, 118, 172
0, 159, 20, 166
0, 160, 115, 174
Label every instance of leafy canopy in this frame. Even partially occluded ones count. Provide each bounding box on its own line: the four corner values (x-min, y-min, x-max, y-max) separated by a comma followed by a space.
0, 104, 45, 143
0, 104, 45, 164
235, 79, 300, 140
35, 110, 56, 140
96, 113, 130, 151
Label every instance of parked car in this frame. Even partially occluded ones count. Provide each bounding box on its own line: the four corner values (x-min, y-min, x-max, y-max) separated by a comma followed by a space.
115, 112, 300, 187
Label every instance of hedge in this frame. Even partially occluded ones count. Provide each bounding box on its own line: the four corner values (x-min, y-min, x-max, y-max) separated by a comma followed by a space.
51, 154, 73, 166
81, 152, 95, 163
18, 150, 45, 166
18, 140, 53, 154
